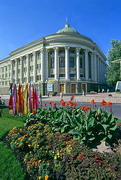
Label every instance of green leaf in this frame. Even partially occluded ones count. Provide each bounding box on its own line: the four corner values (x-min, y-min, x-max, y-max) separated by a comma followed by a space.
110, 124, 117, 131
61, 125, 69, 133
87, 118, 95, 128
108, 134, 113, 139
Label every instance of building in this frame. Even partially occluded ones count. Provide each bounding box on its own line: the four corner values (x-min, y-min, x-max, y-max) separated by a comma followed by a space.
0, 23, 107, 95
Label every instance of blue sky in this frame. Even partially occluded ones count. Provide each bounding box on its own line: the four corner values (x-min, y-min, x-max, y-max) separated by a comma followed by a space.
0, 0, 121, 60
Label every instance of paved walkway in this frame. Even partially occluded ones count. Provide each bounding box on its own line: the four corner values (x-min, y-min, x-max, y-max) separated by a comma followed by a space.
42, 92, 121, 103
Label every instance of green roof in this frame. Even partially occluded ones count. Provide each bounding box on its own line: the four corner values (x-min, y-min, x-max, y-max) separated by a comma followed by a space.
56, 23, 79, 34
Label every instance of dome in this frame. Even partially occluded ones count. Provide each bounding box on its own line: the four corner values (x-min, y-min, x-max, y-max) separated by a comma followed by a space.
56, 23, 79, 34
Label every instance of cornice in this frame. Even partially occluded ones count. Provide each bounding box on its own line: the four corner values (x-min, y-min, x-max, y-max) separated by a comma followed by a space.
0, 57, 10, 64
10, 38, 45, 56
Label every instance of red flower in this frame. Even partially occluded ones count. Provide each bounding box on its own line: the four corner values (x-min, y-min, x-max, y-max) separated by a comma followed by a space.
90, 99, 96, 104
60, 99, 64, 102
65, 103, 69, 106
49, 101, 52, 104
100, 100, 107, 106
107, 101, 112, 107
52, 103, 57, 106
95, 113, 99, 117
44, 103, 47, 106
73, 103, 77, 107
68, 101, 73, 105
69, 104, 73, 108
81, 106, 90, 111
61, 101, 65, 106
71, 96, 75, 101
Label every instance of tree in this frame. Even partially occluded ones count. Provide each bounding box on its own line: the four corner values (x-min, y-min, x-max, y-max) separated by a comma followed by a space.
106, 40, 121, 86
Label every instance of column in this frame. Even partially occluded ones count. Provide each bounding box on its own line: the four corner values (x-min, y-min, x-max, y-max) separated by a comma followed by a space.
33, 52, 37, 82
76, 48, 80, 80
85, 49, 89, 81
93, 52, 97, 82
41, 48, 44, 82
10, 61, 13, 83
20, 57, 23, 84
65, 47, 69, 80
45, 49, 49, 81
100, 60, 102, 83
91, 52, 93, 80
98, 57, 100, 83
54, 47, 58, 80
26, 54, 30, 83
15, 59, 18, 84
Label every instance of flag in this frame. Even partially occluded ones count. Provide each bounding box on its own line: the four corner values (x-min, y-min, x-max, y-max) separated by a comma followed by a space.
12, 84, 17, 115
23, 84, 28, 114
17, 84, 22, 113
28, 84, 32, 113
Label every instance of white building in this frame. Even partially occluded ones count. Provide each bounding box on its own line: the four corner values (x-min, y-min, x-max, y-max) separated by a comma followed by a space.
0, 23, 107, 95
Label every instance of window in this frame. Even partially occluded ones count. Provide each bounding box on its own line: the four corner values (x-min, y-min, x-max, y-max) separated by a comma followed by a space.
80, 74, 84, 77
23, 77, 27, 83
88, 54, 91, 79
80, 57, 83, 68
69, 57, 74, 68
23, 67, 27, 72
37, 64, 41, 69
70, 74, 75, 77
37, 52, 41, 59
30, 66, 33, 71
59, 74, 65, 77
29, 54, 33, 61
18, 58, 21, 65
23, 56, 26, 63
13, 61, 15, 67
69, 50, 75, 54
50, 57, 54, 68
30, 76, 33, 82
59, 50, 65, 54
50, 51, 54, 55
59, 57, 65, 68
37, 75, 41, 80
50, 74, 54, 77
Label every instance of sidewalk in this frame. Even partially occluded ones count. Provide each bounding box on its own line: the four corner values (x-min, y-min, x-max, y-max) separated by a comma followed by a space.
43, 92, 121, 103
1, 93, 121, 103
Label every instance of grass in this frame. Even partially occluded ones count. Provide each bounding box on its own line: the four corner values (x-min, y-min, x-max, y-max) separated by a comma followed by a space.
0, 108, 26, 180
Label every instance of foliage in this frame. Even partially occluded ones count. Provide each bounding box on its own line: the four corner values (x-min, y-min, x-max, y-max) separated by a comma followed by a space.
106, 40, 121, 85
25, 106, 119, 146
6, 123, 121, 180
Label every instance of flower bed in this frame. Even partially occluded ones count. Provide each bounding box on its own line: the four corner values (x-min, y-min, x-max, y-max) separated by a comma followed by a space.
6, 123, 121, 180
5, 99, 121, 179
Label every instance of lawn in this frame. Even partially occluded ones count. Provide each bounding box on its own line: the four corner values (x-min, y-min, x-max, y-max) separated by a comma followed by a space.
0, 108, 26, 180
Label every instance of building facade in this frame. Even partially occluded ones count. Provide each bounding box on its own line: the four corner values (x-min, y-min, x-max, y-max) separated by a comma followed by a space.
0, 23, 107, 95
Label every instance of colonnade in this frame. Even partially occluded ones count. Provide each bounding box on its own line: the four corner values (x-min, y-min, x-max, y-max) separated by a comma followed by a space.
10, 46, 107, 84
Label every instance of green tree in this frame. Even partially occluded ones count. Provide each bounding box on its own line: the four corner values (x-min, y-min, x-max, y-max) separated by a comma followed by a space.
106, 40, 121, 85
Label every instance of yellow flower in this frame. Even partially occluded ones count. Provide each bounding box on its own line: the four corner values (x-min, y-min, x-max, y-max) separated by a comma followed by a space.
38, 176, 42, 180
45, 175, 49, 180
